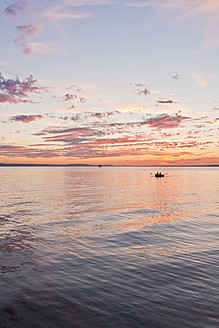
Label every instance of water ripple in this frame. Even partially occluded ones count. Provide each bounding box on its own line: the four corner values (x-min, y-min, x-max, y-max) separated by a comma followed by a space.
0, 167, 218, 328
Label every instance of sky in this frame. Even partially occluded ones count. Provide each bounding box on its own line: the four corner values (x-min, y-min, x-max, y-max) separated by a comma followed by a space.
0, 0, 218, 166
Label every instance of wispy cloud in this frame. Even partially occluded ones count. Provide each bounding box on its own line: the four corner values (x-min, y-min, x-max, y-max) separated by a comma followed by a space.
130, 82, 150, 96
31, 111, 193, 154
126, 0, 219, 13
15, 23, 48, 55
3, 0, 29, 17
0, 60, 11, 66
16, 24, 45, 41
193, 74, 212, 87
22, 42, 66, 56
171, 74, 183, 80
0, 137, 215, 161
175, 0, 219, 49
0, 144, 60, 158
39, 126, 105, 146
14, 23, 64, 56
126, 0, 219, 48
34, 126, 98, 137
64, 0, 116, 6
125, 1, 154, 8
1, 142, 217, 163
0, 110, 216, 162
40, 6, 91, 23
40, 0, 115, 23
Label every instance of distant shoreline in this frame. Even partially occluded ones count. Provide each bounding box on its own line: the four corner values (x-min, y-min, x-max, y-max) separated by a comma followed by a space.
0, 164, 218, 167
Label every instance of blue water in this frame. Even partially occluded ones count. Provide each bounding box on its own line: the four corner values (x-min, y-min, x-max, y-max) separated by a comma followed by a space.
0, 167, 218, 327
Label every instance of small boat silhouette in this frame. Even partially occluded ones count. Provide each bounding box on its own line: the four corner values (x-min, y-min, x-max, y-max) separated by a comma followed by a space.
155, 172, 164, 177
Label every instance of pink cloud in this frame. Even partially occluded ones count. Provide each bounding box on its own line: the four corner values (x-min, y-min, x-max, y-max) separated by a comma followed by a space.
40, 6, 91, 23
0, 94, 20, 104
140, 113, 191, 129
0, 144, 59, 158
16, 24, 45, 41
172, 74, 183, 80
0, 73, 46, 103
14, 24, 59, 56
3, 0, 29, 17
10, 115, 43, 123
22, 42, 66, 56
43, 127, 104, 143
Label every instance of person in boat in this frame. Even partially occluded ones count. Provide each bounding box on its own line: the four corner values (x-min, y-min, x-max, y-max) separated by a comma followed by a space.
155, 172, 164, 177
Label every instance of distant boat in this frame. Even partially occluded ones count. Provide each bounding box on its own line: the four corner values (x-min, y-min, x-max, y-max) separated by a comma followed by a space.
98, 164, 102, 168
155, 173, 164, 177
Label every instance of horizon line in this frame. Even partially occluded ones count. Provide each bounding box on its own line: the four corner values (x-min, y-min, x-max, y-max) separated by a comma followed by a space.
0, 163, 218, 167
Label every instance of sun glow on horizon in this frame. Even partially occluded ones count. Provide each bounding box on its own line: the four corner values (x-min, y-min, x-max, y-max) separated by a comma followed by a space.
0, 0, 218, 165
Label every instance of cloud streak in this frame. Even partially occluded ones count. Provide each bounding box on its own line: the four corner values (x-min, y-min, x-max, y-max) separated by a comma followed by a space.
127, 1, 219, 49
172, 74, 183, 80
125, 1, 154, 8
10, 115, 43, 123
40, 6, 91, 23
0, 138, 213, 162
64, 0, 116, 6
140, 113, 191, 129
156, 99, 176, 104
0, 144, 60, 158
22, 42, 66, 56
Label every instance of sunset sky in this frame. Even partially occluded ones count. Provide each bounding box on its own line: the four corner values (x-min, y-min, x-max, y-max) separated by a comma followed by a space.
0, 0, 218, 165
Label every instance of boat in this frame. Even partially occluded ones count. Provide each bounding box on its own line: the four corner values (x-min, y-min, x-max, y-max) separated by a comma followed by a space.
155, 173, 164, 177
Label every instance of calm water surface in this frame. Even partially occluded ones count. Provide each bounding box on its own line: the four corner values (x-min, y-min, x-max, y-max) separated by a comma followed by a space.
0, 167, 218, 327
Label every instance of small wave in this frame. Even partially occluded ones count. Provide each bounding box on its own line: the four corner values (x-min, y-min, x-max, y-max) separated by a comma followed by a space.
123, 208, 161, 216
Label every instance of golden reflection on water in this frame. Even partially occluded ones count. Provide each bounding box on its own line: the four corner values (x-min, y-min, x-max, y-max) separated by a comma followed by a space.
0, 167, 218, 328
0, 166, 218, 240
29, 167, 209, 240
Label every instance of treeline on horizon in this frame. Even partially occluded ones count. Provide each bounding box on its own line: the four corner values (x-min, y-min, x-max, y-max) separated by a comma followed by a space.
0, 164, 218, 167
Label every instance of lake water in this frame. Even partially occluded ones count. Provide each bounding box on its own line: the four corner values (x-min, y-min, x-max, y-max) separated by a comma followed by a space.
0, 166, 218, 328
